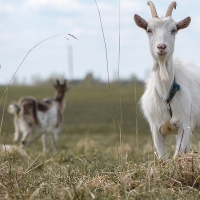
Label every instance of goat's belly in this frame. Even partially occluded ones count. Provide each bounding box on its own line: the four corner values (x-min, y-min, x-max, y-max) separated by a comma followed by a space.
38, 112, 58, 127
35, 123, 59, 133
160, 122, 177, 135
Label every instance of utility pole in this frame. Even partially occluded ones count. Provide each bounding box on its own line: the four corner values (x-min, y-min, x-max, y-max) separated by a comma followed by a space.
67, 45, 73, 83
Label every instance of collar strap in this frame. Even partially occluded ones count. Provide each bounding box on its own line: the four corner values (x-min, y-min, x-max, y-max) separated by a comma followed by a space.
166, 78, 180, 104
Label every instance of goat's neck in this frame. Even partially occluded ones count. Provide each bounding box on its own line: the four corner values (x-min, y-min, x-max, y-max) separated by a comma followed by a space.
60, 97, 66, 113
152, 57, 175, 100
54, 93, 66, 112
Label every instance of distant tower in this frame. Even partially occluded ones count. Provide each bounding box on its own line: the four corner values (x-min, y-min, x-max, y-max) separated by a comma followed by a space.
67, 45, 73, 82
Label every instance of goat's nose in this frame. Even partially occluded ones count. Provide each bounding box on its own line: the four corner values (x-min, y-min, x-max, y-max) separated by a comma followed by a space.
157, 44, 166, 50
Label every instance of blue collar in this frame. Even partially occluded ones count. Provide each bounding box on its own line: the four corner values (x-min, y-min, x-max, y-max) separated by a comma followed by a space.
166, 78, 180, 104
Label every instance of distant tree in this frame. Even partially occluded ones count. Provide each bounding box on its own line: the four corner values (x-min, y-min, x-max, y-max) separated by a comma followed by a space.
46, 73, 66, 84
129, 74, 143, 85
31, 75, 43, 85
11, 76, 19, 85
31, 73, 66, 86
129, 74, 137, 83
83, 72, 95, 85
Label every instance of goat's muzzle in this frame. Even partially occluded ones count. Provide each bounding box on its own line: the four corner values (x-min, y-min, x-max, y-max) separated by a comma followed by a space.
157, 43, 166, 50
156, 43, 168, 56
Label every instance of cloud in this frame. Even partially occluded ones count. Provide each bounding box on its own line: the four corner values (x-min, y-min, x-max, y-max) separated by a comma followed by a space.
0, 2, 15, 14
0, 0, 199, 85
22, 0, 92, 13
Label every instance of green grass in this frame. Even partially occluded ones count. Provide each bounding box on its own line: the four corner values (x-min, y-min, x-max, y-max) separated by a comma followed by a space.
1, 83, 150, 149
0, 83, 200, 199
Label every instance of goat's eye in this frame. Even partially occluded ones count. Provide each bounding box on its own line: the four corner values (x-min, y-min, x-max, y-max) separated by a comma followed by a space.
171, 29, 176, 34
147, 29, 152, 34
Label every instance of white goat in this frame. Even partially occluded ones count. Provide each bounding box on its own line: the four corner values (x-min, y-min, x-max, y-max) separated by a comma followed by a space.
8, 80, 68, 154
133, 1, 200, 160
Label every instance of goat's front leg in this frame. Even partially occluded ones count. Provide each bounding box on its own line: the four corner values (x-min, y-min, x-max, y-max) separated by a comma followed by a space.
152, 128, 167, 160
51, 131, 58, 155
174, 128, 191, 159
42, 134, 48, 153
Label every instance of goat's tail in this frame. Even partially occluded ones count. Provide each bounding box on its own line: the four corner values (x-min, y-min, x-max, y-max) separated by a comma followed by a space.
8, 102, 20, 115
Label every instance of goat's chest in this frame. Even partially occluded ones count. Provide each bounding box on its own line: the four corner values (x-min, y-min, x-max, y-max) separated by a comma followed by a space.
141, 88, 171, 127
142, 87, 180, 135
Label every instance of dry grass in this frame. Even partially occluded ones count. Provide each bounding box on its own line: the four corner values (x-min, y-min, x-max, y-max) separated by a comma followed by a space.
166, 152, 200, 188
1, 134, 200, 198
0, 85, 200, 199
1, 144, 200, 199
0, 144, 30, 158
76, 139, 97, 152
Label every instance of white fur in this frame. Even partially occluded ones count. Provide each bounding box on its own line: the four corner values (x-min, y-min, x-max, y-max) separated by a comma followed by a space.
8, 80, 67, 154
8, 100, 62, 154
134, 3, 194, 160
142, 58, 200, 160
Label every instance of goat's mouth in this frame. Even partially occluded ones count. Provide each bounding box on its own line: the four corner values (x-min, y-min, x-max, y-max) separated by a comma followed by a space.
156, 51, 168, 56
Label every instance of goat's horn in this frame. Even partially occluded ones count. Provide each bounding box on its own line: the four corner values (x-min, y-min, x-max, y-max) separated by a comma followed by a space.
147, 1, 158, 18
165, 2, 177, 17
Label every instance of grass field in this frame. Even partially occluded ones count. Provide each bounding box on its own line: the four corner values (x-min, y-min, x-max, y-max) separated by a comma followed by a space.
0, 83, 200, 199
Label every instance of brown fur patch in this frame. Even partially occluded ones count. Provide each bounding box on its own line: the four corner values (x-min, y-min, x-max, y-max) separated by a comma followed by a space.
37, 101, 51, 112
18, 97, 38, 124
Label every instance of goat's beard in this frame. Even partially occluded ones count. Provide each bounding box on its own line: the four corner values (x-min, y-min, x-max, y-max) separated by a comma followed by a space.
151, 48, 172, 81
158, 60, 169, 81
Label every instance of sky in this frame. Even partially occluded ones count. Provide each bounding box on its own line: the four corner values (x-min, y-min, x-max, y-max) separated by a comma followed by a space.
0, 0, 200, 84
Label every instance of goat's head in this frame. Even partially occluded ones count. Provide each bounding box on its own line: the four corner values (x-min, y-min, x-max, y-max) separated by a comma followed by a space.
134, 1, 191, 62
53, 79, 68, 102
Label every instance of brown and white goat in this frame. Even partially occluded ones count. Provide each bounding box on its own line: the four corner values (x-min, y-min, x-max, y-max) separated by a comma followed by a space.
8, 80, 68, 154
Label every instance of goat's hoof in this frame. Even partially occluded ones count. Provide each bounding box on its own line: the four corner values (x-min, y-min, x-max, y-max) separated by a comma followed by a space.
173, 155, 178, 160
21, 141, 27, 147
189, 149, 198, 154
173, 153, 183, 160
158, 158, 167, 166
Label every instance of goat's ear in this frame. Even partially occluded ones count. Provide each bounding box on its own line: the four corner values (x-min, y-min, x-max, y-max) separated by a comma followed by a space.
56, 79, 60, 85
176, 17, 191, 31
134, 14, 148, 30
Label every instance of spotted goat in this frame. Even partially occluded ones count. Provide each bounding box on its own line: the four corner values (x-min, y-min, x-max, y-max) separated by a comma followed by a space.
8, 80, 68, 154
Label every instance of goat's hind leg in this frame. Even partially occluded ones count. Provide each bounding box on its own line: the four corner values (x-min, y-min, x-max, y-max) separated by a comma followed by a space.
14, 130, 20, 145
13, 118, 20, 144
21, 128, 33, 146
